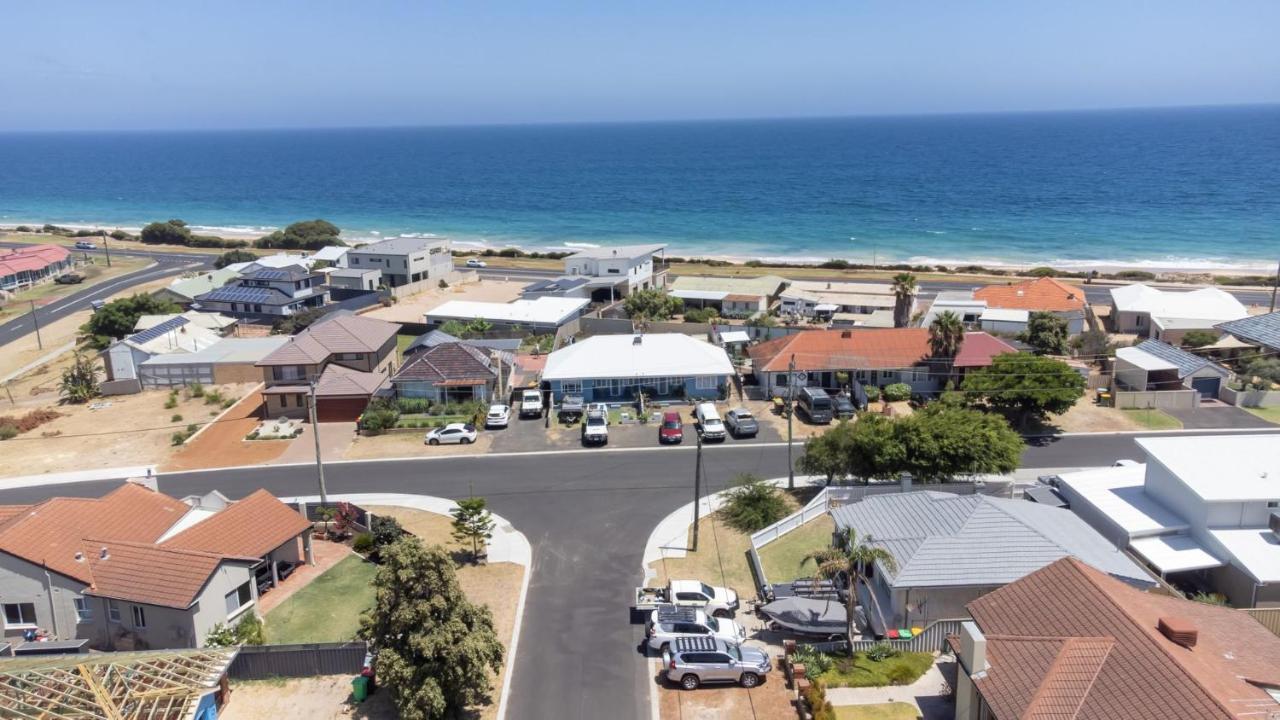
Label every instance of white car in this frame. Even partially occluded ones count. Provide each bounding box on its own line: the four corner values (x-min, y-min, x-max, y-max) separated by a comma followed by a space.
646, 605, 746, 652
74, 240, 98, 250
485, 404, 511, 428
424, 423, 478, 445
466, 258, 487, 268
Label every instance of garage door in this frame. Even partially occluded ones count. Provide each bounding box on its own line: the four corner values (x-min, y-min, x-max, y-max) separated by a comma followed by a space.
317, 397, 368, 422
1189, 376, 1220, 399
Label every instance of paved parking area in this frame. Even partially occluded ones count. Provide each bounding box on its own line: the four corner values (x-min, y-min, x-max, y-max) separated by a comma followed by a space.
490, 402, 785, 453
1166, 404, 1277, 429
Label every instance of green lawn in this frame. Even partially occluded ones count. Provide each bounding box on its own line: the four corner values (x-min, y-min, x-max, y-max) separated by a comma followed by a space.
757, 514, 835, 584
834, 703, 921, 720
819, 651, 934, 688
264, 555, 377, 644
396, 333, 417, 361
1122, 408, 1182, 430
1243, 406, 1280, 425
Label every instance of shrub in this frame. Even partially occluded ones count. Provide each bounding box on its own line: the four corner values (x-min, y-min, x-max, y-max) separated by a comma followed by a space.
865, 642, 898, 662
360, 398, 401, 434
864, 385, 881, 402
683, 307, 720, 324
396, 398, 431, 414
1180, 329, 1219, 349
188, 382, 205, 398
886, 664, 918, 685
164, 390, 179, 409
792, 645, 834, 675
171, 431, 190, 446
204, 389, 226, 406
371, 515, 406, 550
0, 424, 17, 441
1112, 270, 1157, 281
718, 474, 789, 532
0, 409, 62, 434
1027, 266, 1059, 277
882, 383, 911, 402
171, 414, 183, 422
803, 680, 836, 720
353, 532, 375, 554
109, 229, 130, 240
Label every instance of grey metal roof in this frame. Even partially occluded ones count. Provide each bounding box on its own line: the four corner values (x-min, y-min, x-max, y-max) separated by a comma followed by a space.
404, 330, 522, 356
1133, 340, 1228, 379
1216, 311, 1280, 351
349, 236, 447, 256
198, 285, 293, 305
241, 264, 314, 281
524, 276, 590, 294
830, 491, 1152, 589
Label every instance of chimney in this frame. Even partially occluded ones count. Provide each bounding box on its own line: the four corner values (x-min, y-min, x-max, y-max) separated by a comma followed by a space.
1157, 617, 1197, 648
959, 621, 988, 673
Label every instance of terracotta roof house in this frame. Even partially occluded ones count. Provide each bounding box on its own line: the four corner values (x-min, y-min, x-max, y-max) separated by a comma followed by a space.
0, 483, 314, 651
256, 312, 399, 421
952, 332, 1020, 375
0, 244, 73, 290
749, 328, 1017, 397
974, 277, 1088, 334
952, 557, 1280, 720
392, 342, 502, 403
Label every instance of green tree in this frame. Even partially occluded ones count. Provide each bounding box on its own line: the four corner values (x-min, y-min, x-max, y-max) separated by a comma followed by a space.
963, 352, 1085, 429
797, 420, 858, 484
1071, 329, 1116, 359
464, 318, 494, 337
1239, 355, 1280, 389
745, 313, 777, 328
891, 273, 917, 328
140, 219, 192, 246
898, 404, 1023, 482
683, 306, 720, 324
255, 219, 344, 250
837, 413, 907, 482
271, 307, 328, 335
214, 248, 258, 269
623, 288, 682, 321
803, 528, 897, 652
928, 311, 965, 359
718, 474, 789, 532
1021, 311, 1070, 355
1180, 330, 1218, 349
80, 294, 182, 348
450, 497, 496, 563
59, 353, 101, 404
359, 538, 504, 720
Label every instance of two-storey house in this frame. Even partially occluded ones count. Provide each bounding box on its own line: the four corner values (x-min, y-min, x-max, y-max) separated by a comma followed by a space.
345, 236, 452, 288
193, 264, 328, 319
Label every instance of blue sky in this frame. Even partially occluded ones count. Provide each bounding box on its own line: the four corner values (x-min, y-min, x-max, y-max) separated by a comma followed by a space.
3, 0, 1278, 131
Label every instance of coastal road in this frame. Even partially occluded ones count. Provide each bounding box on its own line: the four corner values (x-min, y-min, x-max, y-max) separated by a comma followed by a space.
0, 430, 1263, 720
0, 255, 204, 350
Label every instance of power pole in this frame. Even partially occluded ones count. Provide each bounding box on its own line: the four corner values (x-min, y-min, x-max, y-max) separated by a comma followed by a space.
787, 353, 796, 490
1270, 258, 1279, 313
309, 381, 329, 506
102, 234, 112, 267
29, 301, 43, 350
691, 431, 703, 552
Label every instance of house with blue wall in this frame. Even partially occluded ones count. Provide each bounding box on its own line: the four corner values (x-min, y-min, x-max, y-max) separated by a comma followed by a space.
541, 333, 734, 403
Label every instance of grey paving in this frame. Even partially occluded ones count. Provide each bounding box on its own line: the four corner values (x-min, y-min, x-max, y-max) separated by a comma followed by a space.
1166, 405, 1277, 429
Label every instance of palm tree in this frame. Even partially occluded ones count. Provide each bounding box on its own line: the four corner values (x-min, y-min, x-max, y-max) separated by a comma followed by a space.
928, 311, 965, 359
802, 527, 897, 653
891, 273, 917, 328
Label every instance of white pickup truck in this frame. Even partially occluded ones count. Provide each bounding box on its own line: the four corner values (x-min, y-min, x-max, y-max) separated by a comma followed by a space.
519, 389, 543, 418
635, 579, 740, 617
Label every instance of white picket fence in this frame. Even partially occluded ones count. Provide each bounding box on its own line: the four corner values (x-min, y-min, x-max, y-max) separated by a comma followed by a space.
749, 489, 832, 551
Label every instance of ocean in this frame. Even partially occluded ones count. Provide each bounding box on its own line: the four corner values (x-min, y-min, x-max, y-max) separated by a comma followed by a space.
1, 105, 1277, 270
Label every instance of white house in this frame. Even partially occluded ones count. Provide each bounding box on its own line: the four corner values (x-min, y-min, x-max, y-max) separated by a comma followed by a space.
345, 236, 453, 288
1113, 340, 1232, 399
1109, 284, 1248, 344
919, 291, 986, 327
524, 244, 667, 303
541, 333, 734, 403
426, 296, 590, 333
1055, 434, 1280, 608
103, 316, 225, 385
778, 280, 904, 323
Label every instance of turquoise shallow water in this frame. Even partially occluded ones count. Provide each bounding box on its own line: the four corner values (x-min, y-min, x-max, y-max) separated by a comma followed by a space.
0, 105, 1277, 269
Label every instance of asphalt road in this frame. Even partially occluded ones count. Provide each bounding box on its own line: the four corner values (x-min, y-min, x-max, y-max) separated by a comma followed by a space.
0, 254, 204, 350
0, 431, 1257, 720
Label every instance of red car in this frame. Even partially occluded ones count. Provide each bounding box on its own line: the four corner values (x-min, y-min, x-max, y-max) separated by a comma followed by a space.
658, 411, 684, 444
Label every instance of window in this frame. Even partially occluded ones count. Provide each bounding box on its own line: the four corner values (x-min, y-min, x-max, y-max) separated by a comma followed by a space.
225, 582, 253, 616
695, 376, 717, 390
560, 381, 581, 394
108, 600, 121, 623
131, 605, 147, 628
3, 603, 36, 627
607, 268, 620, 274
674, 592, 702, 602
74, 597, 92, 622
336, 353, 361, 361
253, 304, 263, 313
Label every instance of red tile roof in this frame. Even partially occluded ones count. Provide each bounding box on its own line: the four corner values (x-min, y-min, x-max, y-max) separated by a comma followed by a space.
966, 557, 1280, 720
83, 540, 255, 609
748, 328, 932, 373
393, 342, 497, 385
163, 489, 311, 558
953, 332, 1019, 369
974, 277, 1086, 312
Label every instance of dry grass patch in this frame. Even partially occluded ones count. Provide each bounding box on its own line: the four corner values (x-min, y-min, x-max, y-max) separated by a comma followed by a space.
343, 431, 493, 459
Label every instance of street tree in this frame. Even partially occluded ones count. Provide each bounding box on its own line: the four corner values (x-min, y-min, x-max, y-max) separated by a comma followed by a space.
359, 538, 504, 720
802, 528, 897, 653
623, 288, 682, 321
891, 273, 917, 328
962, 352, 1085, 429
898, 405, 1023, 482
451, 497, 496, 563
1021, 311, 1070, 355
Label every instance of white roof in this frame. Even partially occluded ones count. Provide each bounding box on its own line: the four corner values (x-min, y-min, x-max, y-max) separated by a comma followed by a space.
1137, 435, 1280, 502
980, 307, 1030, 322
1055, 464, 1189, 538
542, 333, 733, 381
310, 246, 349, 263
226, 253, 314, 273
1208, 528, 1280, 583
140, 336, 291, 366
671, 289, 729, 301
426, 297, 589, 326
567, 243, 666, 261
135, 311, 236, 333
1115, 346, 1179, 372
931, 291, 985, 307
814, 303, 840, 312
1130, 535, 1225, 574
1109, 284, 1248, 322
719, 330, 751, 344
124, 323, 223, 356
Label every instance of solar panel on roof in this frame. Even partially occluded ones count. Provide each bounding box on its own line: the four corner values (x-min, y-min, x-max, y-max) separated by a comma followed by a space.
126, 316, 189, 344
253, 269, 289, 280
204, 286, 279, 303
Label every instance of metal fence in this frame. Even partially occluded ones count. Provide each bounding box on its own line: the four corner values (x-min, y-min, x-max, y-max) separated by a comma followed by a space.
1244, 608, 1280, 637
802, 618, 966, 655
228, 642, 368, 680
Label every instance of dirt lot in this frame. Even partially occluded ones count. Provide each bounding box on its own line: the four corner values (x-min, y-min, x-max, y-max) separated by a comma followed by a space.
223, 676, 396, 720
362, 506, 524, 720
657, 663, 796, 720
1045, 396, 1144, 433
0, 311, 88, 387
342, 430, 494, 460
363, 277, 526, 324
163, 389, 292, 471
0, 382, 259, 475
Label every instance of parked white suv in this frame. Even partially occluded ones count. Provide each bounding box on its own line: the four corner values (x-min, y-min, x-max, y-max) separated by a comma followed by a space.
519, 389, 543, 418
694, 403, 726, 441
646, 605, 746, 652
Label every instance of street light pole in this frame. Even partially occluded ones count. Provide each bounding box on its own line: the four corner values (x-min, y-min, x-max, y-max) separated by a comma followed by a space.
102, 234, 111, 268
308, 380, 328, 506
787, 353, 795, 490
691, 431, 703, 552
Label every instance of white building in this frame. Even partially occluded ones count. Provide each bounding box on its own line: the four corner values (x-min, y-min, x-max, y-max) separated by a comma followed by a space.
1109, 284, 1249, 344
524, 244, 667, 303
103, 316, 225, 385
919, 291, 986, 327
346, 236, 453, 288
1055, 434, 1280, 608
779, 280, 905, 322
541, 333, 734, 403
426, 296, 590, 332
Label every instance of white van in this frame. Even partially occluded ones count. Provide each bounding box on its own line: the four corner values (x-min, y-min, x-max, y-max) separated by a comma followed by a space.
694, 402, 726, 441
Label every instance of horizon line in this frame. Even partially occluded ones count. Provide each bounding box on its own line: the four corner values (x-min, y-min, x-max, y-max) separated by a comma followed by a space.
1, 101, 1276, 136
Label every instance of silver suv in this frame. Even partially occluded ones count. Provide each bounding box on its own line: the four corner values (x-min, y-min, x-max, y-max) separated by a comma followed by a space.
646, 605, 746, 652
663, 636, 771, 690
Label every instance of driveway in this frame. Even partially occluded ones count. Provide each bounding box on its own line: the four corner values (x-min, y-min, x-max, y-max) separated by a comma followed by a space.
492, 403, 784, 453
1165, 404, 1277, 429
